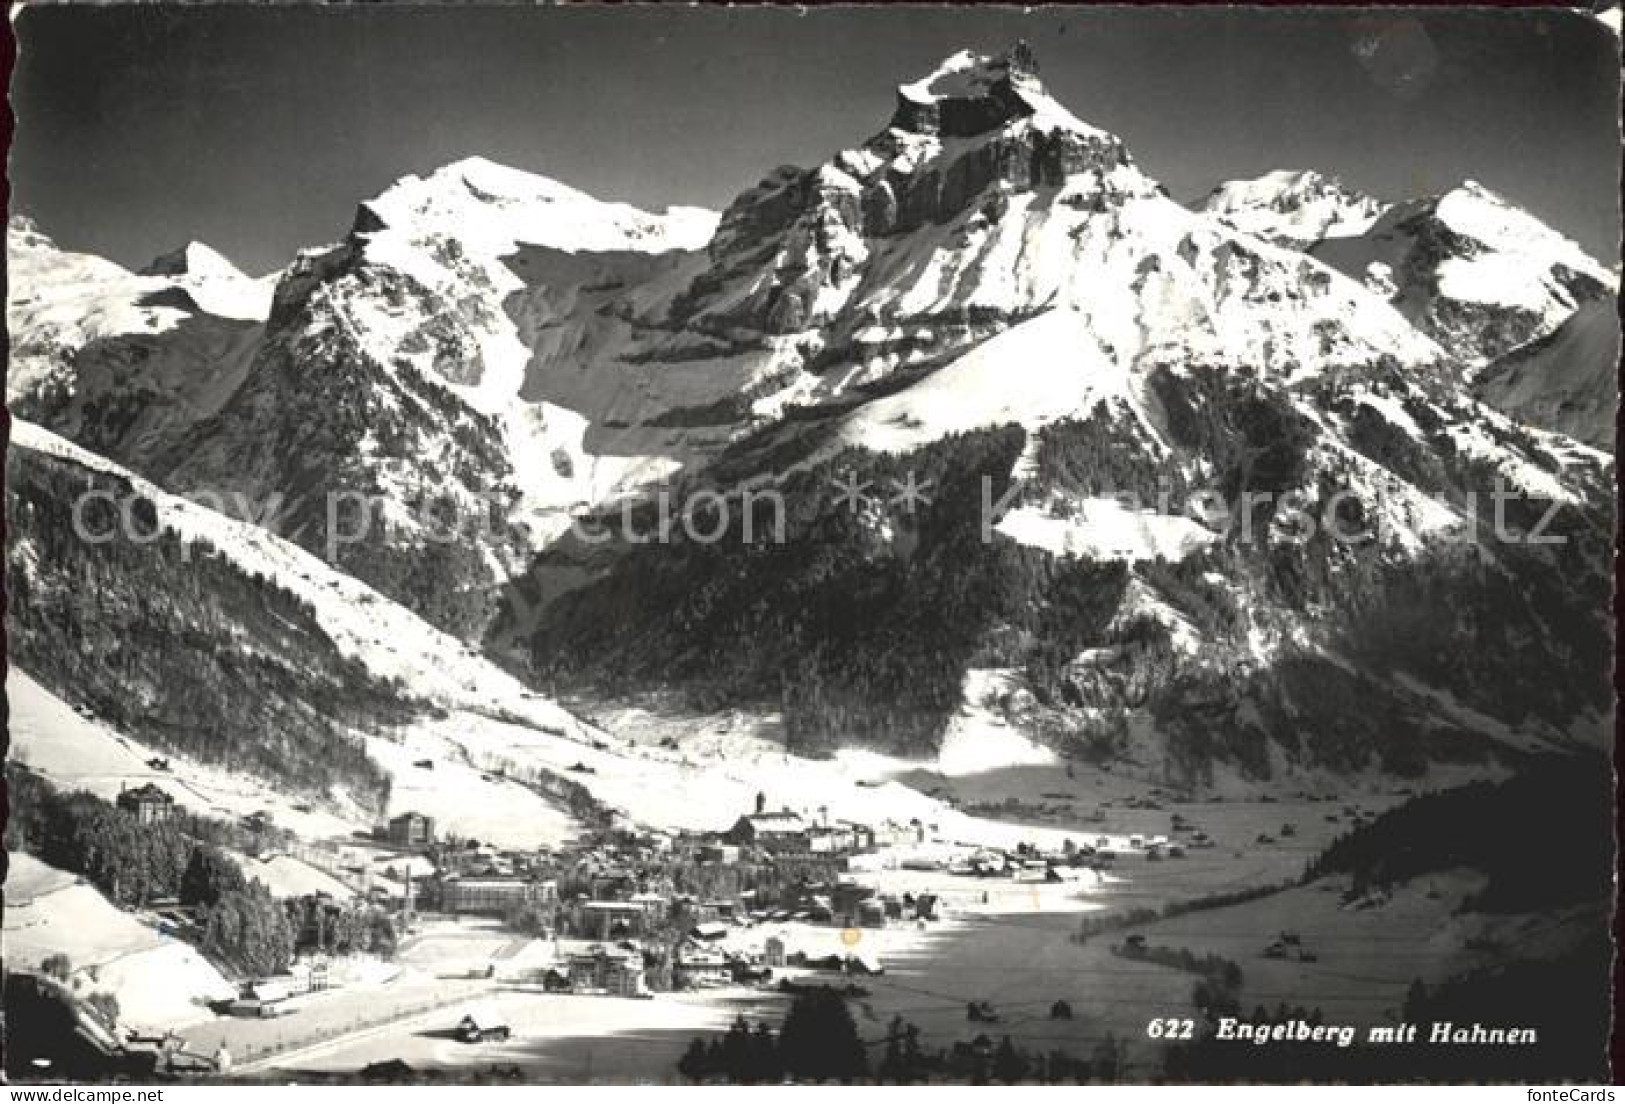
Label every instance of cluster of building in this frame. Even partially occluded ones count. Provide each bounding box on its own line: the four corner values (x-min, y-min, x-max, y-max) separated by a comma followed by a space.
368, 811, 565, 918
721, 794, 928, 856
116, 781, 949, 1000
222, 960, 333, 1019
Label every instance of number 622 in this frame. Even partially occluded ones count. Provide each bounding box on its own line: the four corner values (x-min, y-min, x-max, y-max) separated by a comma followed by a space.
1146, 1017, 1194, 1040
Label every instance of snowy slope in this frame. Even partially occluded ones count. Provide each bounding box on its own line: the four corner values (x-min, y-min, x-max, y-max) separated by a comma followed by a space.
5, 853, 236, 1030
11, 419, 597, 843
224, 850, 358, 901
12, 419, 593, 732
994, 501, 1217, 563
138, 239, 276, 319
1473, 296, 1619, 449
13, 420, 1054, 845
7, 669, 366, 838
829, 308, 1151, 453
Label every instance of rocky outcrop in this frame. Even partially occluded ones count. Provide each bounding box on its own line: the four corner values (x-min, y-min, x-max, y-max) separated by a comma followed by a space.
159, 239, 529, 639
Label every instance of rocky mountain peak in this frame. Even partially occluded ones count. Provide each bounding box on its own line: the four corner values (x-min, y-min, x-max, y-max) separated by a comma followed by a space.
675, 43, 1156, 338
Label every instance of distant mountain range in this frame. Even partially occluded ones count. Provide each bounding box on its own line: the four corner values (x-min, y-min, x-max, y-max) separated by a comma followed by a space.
8, 44, 1615, 806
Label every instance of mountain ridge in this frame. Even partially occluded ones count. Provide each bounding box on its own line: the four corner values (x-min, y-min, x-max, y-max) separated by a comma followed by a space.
7, 42, 1615, 789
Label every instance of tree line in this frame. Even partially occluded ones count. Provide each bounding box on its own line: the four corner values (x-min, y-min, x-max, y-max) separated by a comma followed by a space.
675, 986, 1129, 1083
7, 766, 297, 978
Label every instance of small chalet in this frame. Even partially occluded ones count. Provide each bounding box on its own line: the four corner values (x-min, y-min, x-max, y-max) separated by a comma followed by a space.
229, 977, 294, 1018
116, 783, 177, 826
578, 897, 660, 938
764, 935, 788, 968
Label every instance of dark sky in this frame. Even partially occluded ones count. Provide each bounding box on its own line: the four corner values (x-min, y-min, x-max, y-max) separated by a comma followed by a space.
10, 5, 1620, 275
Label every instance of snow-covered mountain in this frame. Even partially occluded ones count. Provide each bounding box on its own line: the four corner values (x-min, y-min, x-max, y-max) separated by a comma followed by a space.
7, 417, 1023, 845
1203, 175, 1617, 447
523, 45, 1614, 780
147, 159, 720, 636
1313, 180, 1616, 367
7, 43, 1614, 789
644, 45, 1444, 421
7, 217, 271, 472
1199, 170, 1389, 248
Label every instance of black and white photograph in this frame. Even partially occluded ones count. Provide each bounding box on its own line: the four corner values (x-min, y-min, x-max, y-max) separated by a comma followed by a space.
2, 3, 1619, 1087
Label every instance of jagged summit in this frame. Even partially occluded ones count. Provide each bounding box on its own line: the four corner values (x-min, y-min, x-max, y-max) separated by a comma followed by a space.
676, 43, 1164, 338
890, 42, 1100, 140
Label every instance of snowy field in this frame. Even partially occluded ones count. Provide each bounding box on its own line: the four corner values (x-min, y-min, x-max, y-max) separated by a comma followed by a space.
361, 724, 579, 848
5, 853, 236, 1030
224, 851, 357, 902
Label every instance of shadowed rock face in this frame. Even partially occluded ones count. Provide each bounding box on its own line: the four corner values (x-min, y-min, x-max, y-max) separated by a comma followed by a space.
158, 234, 531, 639
889, 40, 1043, 138
890, 70, 1033, 138
874, 128, 1131, 235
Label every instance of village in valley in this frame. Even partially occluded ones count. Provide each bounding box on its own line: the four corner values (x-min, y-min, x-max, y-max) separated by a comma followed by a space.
11, 680, 1468, 1083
